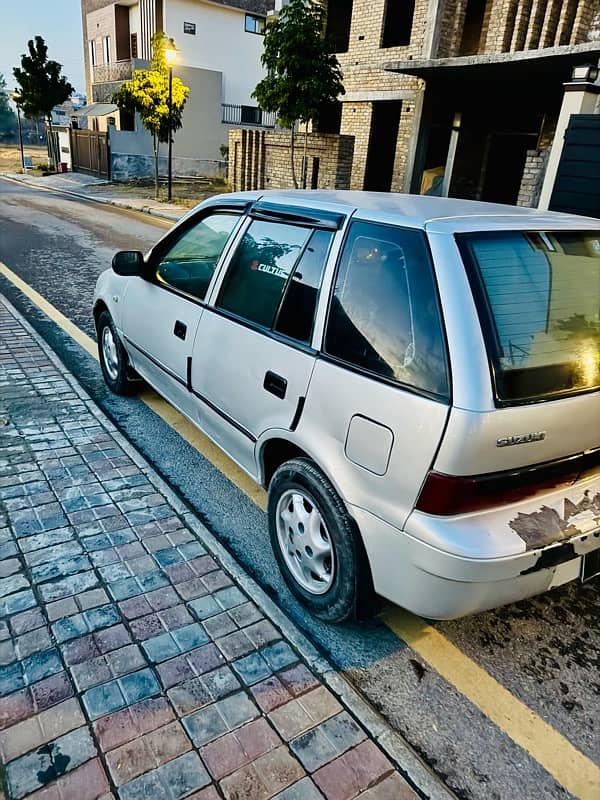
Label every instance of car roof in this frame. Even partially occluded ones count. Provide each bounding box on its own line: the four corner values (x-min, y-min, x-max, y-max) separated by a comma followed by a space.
222, 190, 600, 233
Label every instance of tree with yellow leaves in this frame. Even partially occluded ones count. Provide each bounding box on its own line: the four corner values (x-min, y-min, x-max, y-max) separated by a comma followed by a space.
113, 32, 189, 198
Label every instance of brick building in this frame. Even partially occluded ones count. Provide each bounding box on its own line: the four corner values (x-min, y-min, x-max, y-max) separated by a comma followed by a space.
322, 0, 600, 204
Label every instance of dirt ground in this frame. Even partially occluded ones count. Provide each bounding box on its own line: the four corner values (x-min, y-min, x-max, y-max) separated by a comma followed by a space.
86, 177, 230, 208
0, 144, 49, 173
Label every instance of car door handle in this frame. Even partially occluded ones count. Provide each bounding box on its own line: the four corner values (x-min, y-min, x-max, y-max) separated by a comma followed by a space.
173, 320, 187, 340
264, 371, 287, 399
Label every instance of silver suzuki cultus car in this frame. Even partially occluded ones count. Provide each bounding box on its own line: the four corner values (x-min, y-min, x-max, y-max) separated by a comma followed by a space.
94, 192, 600, 622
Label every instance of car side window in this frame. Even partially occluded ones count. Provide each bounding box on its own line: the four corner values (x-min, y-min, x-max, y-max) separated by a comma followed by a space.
325, 221, 449, 398
156, 212, 240, 301
274, 229, 333, 343
217, 220, 311, 329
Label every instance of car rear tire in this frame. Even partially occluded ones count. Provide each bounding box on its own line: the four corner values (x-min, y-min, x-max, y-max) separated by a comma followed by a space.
97, 311, 138, 395
268, 457, 371, 623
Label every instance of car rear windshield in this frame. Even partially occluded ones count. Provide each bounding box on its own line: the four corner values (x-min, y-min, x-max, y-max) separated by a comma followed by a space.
458, 230, 600, 403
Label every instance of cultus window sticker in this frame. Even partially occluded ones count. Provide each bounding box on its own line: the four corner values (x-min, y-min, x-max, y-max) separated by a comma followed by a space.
250, 260, 288, 279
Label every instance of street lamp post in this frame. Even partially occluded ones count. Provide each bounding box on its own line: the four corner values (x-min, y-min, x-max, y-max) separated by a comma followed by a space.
12, 92, 25, 172
165, 42, 177, 202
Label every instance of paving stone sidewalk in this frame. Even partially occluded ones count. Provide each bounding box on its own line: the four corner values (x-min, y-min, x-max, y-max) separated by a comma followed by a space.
0, 296, 419, 800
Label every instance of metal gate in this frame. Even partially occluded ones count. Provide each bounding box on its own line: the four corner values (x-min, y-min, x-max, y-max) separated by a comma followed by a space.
70, 129, 110, 179
549, 114, 600, 219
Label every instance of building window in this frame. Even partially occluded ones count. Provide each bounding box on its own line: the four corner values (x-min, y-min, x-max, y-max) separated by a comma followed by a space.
89, 40, 96, 66
240, 105, 262, 125
102, 35, 111, 64
459, 0, 486, 55
381, 0, 415, 48
130, 33, 138, 58
183, 21, 196, 34
325, 0, 353, 53
120, 108, 135, 131
245, 14, 265, 34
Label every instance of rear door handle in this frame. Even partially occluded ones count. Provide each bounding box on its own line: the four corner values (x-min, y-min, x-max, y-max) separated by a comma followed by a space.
174, 320, 187, 340
264, 371, 287, 399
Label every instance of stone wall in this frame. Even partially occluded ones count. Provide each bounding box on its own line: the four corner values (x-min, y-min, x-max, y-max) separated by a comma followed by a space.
589, 6, 600, 40
92, 81, 124, 103
516, 148, 550, 207
430, 0, 600, 57
228, 129, 354, 192
111, 153, 226, 181
340, 103, 373, 190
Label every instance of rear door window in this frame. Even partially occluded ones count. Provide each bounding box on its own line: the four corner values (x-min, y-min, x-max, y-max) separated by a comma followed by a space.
275, 229, 332, 342
324, 220, 449, 399
459, 231, 600, 402
216, 219, 332, 342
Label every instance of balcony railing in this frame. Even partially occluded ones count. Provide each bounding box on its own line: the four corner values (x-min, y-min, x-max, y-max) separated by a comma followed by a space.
92, 58, 147, 84
222, 104, 277, 128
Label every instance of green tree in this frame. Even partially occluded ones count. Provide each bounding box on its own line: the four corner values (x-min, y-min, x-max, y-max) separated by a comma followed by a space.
13, 36, 73, 167
113, 32, 189, 199
252, 0, 344, 188
0, 74, 17, 140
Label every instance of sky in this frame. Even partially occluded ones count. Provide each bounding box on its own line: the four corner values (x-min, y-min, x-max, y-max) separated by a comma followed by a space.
0, 0, 85, 95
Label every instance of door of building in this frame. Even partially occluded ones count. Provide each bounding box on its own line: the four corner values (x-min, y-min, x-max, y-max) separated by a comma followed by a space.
480, 132, 536, 205
363, 101, 403, 192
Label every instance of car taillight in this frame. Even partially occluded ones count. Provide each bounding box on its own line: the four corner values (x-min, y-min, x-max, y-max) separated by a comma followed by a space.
415, 449, 600, 516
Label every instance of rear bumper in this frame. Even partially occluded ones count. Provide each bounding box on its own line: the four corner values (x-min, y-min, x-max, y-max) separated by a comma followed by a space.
352, 505, 600, 619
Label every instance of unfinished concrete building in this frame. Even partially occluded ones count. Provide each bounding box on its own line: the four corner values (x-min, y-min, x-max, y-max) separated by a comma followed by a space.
320, 0, 600, 204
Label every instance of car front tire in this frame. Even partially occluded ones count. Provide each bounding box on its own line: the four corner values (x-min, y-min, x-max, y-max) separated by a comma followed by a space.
268, 457, 371, 623
97, 310, 138, 395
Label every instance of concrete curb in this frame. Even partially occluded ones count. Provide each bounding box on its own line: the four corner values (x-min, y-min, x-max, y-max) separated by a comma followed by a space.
1, 294, 458, 800
0, 173, 183, 223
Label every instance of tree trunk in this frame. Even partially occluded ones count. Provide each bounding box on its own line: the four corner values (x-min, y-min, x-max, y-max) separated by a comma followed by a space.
153, 133, 159, 200
290, 125, 298, 189
302, 122, 309, 189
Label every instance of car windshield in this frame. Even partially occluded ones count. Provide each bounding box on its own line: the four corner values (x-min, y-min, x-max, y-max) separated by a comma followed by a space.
459, 230, 600, 402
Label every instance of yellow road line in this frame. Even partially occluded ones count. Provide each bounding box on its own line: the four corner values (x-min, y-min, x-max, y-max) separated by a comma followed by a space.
2, 260, 598, 799
139, 390, 267, 511
383, 607, 600, 800
0, 260, 266, 510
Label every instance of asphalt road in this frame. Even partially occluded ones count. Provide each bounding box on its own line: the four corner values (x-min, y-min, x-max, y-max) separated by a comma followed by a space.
0, 178, 598, 800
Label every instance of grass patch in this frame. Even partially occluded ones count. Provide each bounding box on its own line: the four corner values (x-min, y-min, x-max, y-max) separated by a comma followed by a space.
87, 176, 231, 207
0, 143, 48, 174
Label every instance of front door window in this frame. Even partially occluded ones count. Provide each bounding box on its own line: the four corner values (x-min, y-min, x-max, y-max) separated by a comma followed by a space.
156, 212, 240, 301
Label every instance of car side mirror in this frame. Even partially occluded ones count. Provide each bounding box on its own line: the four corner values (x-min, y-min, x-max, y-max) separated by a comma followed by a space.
112, 251, 145, 276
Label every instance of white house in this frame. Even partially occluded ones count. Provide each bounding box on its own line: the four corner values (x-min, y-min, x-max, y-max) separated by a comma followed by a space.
80, 0, 276, 178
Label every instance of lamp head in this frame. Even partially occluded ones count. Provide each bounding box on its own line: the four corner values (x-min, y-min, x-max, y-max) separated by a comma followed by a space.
165, 39, 178, 65
571, 63, 599, 83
